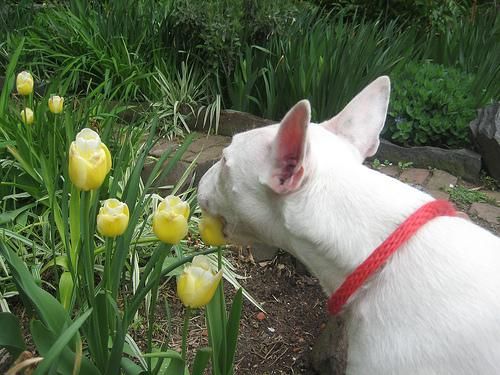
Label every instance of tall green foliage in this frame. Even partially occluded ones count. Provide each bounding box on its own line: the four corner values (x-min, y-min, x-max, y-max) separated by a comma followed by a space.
226, 12, 416, 122
422, 7, 499, 104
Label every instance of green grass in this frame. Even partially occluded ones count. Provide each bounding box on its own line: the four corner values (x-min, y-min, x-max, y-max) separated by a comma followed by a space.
447, 185, 495, 206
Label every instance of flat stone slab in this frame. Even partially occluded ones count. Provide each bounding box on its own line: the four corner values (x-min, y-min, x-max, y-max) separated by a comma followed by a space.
427, 189, 450, 201
189, 109, 275, 137
399, 168, 430, 185
372, 139, 481, 182
426, 170, 458, 191
480, 190, 500, 206
143, 133, 231, 194
378, 165, 400, 178
469, 203, 500, 225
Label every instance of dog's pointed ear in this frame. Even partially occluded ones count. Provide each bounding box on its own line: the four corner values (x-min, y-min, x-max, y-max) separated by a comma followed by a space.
323, 76, 390, 159
263, 99, 310, 194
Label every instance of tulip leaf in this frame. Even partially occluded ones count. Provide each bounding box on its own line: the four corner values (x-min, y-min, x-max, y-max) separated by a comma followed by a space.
225, 288, 243, 374
142, 350, 183, 360
0, 240, 71, 338
142, 350, 187, 375
205, 283, 225, 374
6, 146, 42, 183
31, 312, 99, 375
0, 38, 24, 117
124, 334, 148, 370
58, 272, 74, 311
40, 255, 69, 274
162, 256, 184, 277
191, 347, 212, 375
121, 357, 145, 375
0, 203, 36, 225
0, 140, 16, 149
0, 312, 26, 357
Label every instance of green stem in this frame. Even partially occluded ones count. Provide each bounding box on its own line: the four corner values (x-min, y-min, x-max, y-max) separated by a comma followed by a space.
137, 243, 168, 293
106, 248, 218, 375
103, 238, 115, 335
103, 238, 113, 292
23, 95, 34, 167
93, 236, 158, 257
80, 191, 94, 302
80, 190, 105, 370
217, 246, 227, 373
146, 249, 168, 371
125, 247, 218, 326
181, 307, 191, 362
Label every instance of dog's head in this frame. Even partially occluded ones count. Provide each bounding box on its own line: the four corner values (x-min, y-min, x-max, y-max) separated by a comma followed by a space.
198, 76, 390, 247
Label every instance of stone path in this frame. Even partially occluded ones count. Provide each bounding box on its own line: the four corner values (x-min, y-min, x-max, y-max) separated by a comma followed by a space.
145, 133, 500, 248
376, 164, 500, 234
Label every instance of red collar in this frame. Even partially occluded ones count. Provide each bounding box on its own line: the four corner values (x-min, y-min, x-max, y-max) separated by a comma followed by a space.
328, 200, 457, 315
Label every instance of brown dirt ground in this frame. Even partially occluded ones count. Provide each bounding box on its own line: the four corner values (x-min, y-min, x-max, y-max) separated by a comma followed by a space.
129, 248, 327, 375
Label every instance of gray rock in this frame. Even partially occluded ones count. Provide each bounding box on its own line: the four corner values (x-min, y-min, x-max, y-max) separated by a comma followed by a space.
250, 243, 280, 263
311, 316, 348, 375
470, 103, 500, 181
371, 139, 481, 182
141, 159, 193, 195
144, 134, 231, 194
190, 109, 275, 136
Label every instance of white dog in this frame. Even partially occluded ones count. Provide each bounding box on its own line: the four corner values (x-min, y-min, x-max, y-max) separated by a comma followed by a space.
198, 77, 500, 374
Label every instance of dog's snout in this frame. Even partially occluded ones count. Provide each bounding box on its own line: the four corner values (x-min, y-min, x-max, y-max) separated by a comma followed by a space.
198, 162, 220, 213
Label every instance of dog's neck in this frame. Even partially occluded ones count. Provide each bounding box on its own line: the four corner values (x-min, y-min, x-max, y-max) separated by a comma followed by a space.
279, 162, 433, 295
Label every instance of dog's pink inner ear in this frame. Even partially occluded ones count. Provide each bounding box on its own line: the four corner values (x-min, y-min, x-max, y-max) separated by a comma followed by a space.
323, 76, 390, 159
266, 99, 310, 194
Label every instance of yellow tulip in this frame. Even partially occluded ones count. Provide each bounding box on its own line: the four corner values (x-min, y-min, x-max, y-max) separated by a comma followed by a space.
20, 108, 34, 125
16, 71, 34, 96
152, 195, 190, 244
177, 255, 222, 308
48, 95, 64, 114
68, 128, 112, 191
97, 199, 129, 237
199, 212, 226, 246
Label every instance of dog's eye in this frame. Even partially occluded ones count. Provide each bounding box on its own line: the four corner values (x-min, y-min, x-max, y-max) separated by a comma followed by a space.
221, 154, 228, 167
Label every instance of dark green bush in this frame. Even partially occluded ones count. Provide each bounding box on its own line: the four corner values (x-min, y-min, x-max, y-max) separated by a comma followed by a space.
311, 0, 495, 32
385, 61, 476, 148
422, 6, 499, 105
163, 0, 303, 76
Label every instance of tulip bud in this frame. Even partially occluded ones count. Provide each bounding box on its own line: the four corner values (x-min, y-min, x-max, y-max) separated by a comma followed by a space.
21, 108, 34, 125
177, 255, 222, 308
68, 128, 112, 191
152, 195, 190, 244
16, 71, 34, 96
97, 198, 129, 237
199, 212, 226, 246
59, 271, 74, 311
48, 95, 64, 114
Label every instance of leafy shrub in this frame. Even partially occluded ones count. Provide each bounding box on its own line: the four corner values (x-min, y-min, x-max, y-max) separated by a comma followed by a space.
162, 0, 303, 76
422, 6, 499, 105
385, 61, 476, 148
